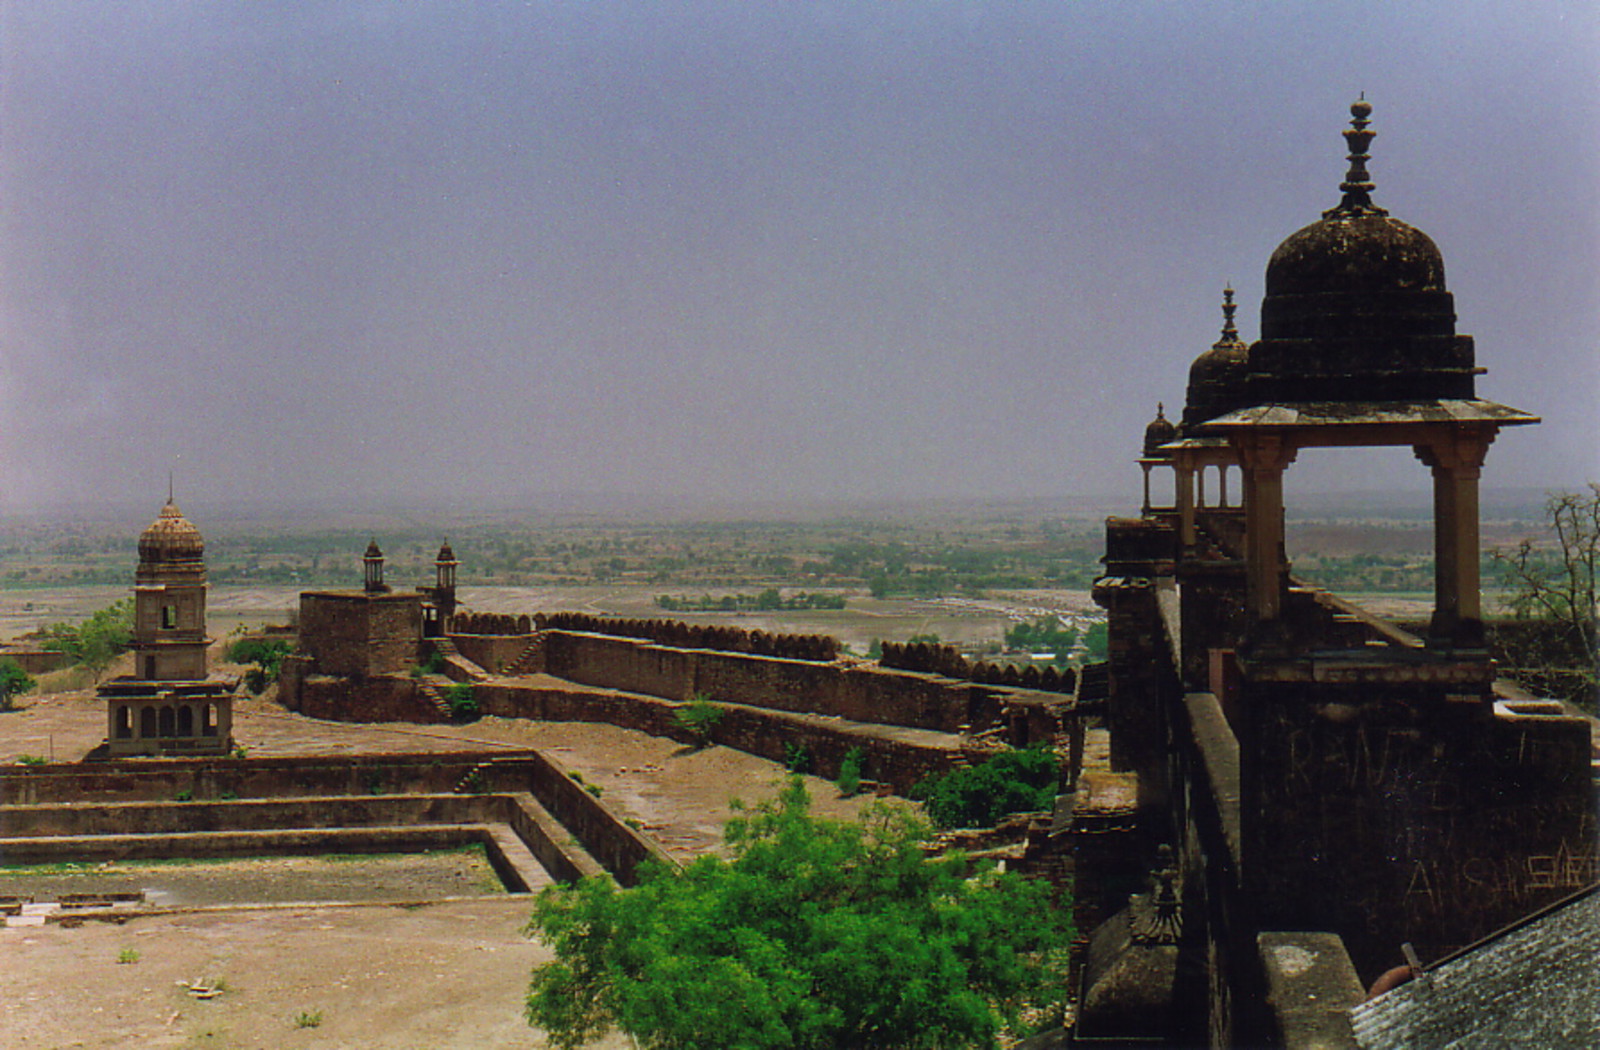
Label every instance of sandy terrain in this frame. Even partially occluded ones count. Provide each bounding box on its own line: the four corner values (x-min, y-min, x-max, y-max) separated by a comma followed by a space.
0, 681, 900, 1048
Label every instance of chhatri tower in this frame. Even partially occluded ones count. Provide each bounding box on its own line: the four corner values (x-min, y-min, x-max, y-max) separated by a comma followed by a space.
99, 498, 235, 756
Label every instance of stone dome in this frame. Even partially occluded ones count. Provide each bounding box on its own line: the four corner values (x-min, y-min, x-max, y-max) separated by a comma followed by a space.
1244, 99, 1477, 406
1143, 404, 1177, 457
138, 500, 204, 563
1183, 288, 1251, 429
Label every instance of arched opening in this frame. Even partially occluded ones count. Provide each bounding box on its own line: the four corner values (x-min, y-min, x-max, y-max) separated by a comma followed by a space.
140, 707, 157, 738
158, 706, 176, 738
115, 706, 133, 739
177, 705, 194, 737
202, 703, 217, 736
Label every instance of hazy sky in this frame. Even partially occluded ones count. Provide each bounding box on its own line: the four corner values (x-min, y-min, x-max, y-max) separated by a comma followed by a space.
2, 2, 1596, 515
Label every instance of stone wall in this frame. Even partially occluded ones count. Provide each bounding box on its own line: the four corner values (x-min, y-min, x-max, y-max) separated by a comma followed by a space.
0, 752, 528, 805
540, 629, 1025, 735
0, 751, 673, 887
297, 591, 423, 678
449, 632, 538, 675
465, 680, 964, 794
878, 641, 1078, 695
536, 612, 838, 662
1241, 682, 1594, 978
279, 668, 439, 723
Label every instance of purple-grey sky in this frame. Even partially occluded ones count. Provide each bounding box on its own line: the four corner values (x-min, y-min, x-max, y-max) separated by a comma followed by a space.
1, 2, 1596, 514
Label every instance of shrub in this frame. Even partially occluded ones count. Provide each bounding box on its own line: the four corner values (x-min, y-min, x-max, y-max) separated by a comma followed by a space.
671, 694, 722, 748
836, 746, 865, 797
525, 780, 1072, 1049
910, 747, 1060, 829
0, 658, 35, 711
228, 637, 292, 695
293, 1009, 323, 1029
783, 741, 812, 775
116, 949, 140, 964
39, 600, 133, 681
446, 683, 479, 722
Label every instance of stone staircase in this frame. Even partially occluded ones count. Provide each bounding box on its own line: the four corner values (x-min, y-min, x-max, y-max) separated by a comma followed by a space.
414, 676, 454, 720
501, 635, 546, 677
452, 760, 494, 794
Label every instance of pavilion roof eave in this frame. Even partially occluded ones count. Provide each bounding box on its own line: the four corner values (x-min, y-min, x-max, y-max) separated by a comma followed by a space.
1195, 399, 1540, 432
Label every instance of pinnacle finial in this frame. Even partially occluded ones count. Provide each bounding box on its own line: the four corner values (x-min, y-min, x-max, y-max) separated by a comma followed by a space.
1326, 94, 1387, 218
1220, 286, 1238, 342
1156, 402, 1166, 419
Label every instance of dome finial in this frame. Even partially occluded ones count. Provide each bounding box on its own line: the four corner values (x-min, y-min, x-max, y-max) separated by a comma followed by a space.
1220, 286, 1238, 342
1326, 94, 1388, 218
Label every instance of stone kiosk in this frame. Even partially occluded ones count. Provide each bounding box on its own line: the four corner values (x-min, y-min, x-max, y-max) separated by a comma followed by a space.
100, 500, 235, 756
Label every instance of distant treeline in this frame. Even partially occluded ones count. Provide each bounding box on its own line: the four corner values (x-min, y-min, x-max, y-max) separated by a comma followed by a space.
655, 589, 846, 613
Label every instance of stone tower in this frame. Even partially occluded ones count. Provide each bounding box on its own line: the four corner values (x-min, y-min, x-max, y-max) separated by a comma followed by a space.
101, 499, 234, 756
131, 499, 210, 681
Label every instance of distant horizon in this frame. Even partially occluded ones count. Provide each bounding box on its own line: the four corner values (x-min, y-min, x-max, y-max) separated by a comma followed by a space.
0, 484, 1576, 530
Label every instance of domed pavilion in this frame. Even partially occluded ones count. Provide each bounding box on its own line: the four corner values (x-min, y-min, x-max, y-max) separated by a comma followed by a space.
1196, 98, 1536, 649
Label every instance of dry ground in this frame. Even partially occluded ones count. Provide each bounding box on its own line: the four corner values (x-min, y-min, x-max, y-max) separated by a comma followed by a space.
1, 683, 896, 1048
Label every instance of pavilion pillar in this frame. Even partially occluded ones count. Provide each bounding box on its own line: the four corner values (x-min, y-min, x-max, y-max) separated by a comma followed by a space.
1238, 435, 1297, 625
1175, 456, 1197, 552
1417, 431, 1494, 649
1141, 463, 1153, 515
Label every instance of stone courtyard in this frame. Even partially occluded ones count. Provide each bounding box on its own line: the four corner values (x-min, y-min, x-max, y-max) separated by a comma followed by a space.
0, 674, 886, 1049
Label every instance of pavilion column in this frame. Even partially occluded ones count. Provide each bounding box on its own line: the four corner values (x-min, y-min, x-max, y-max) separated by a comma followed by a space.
1175, 456, 1197, 552
1141, 464, 1153, 515
1417, 431, 1494, 649
1219, 465, 1229, 508
1237, 435, 1297, 625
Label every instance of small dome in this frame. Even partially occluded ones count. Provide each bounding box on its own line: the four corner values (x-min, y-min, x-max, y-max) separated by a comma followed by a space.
1183, 288, 1251, 429
436, 541, 457, 563
1143, 404, 1177, 457
364, 538, 383, 560
138, 501, 204, 563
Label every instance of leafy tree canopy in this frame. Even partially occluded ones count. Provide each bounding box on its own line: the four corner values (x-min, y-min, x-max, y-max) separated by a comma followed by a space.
39, 599, 133, 680
910, 747, 1061, 830
0, 657, 35, 710
525, 780, 1070, 1049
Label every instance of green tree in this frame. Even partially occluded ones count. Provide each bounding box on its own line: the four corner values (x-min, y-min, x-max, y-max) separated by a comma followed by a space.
910, 747, 1060, 830
525, 780, 1070, 1049
0, 657, 35, 711
40, 600, 133, 682
228, 636, 293, 694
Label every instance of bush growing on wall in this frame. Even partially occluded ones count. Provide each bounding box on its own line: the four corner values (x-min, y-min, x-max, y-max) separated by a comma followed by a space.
446, 683, 479, 722
910, 747, 1060, 829
670, 694, 723, 748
